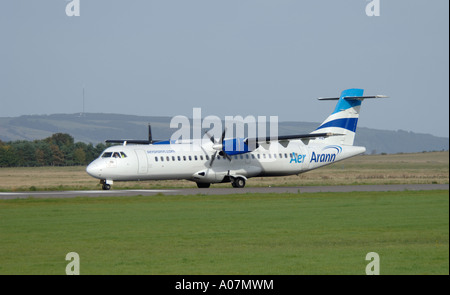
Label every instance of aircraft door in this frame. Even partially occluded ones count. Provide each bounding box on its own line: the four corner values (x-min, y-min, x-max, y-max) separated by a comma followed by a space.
135, 150, 148, 174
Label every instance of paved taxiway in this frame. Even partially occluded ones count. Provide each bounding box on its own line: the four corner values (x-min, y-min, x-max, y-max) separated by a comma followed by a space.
0, 184, 448, 200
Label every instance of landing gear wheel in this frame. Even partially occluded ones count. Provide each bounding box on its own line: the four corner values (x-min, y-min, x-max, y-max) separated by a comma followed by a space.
196, 182, 211, 188
102, 184, 111, 190
232, 177, 246, 188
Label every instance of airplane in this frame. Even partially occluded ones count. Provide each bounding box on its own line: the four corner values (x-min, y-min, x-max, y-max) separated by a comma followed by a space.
86, 88, 387, 190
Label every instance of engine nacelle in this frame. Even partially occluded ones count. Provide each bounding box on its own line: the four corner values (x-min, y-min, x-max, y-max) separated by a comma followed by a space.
221, 137, 257, 156
192, 169, 225, 183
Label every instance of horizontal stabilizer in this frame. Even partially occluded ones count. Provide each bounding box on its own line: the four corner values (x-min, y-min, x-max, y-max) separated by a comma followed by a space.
318, 95, 388, 101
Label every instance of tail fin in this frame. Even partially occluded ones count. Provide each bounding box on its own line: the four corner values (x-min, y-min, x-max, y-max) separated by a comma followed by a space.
310, 88, 387, 145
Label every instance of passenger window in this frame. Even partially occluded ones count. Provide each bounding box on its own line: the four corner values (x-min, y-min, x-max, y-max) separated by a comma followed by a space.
285, 153, 288, 158
189, 156, 192, 161
183, 156, 186, 161
166, 156, 170, 161
251, 154, 255, 159
257, 154, 260, 159
206, 155, 210, 160
194, 155, 198, 161
200, 155, 203, 160
268, 154, 271, 159
263, 154, 266, 159
155, 157, 158, 162
160, 156, 164, 162
178, 156, 181, 161
246, 154, 249, 159
172, 156, 175, 161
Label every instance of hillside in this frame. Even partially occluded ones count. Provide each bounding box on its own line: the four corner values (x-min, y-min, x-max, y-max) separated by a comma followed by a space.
0, 113, 448, 154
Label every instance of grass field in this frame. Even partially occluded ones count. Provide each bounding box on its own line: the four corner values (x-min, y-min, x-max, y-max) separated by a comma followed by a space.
0, 190, 448, 275
0, 151, 448, 191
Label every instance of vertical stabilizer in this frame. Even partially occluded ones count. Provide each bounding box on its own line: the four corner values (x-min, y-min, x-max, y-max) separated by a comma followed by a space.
310, 88, 365, 146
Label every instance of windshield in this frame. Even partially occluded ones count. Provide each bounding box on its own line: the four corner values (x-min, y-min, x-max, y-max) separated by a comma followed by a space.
101, 151, 127, 158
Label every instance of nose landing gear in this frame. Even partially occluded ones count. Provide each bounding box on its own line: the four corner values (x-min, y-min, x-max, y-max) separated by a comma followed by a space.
100, 179, 113, 190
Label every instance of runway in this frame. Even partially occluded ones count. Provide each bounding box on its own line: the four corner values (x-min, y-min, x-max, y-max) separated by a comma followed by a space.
0, 184, 448, 199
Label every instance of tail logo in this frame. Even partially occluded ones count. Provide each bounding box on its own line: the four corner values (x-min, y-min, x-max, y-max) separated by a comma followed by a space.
323, 145, 342, 154
310, 145, 342, 163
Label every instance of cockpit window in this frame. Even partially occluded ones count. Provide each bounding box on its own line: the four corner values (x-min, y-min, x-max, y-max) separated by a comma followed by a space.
102, 151, 127, 158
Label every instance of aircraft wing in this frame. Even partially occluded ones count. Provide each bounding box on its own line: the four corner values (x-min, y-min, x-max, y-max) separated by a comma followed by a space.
244, 132, 341, 145
105, 139, 155, 145
105, 124, 165, 145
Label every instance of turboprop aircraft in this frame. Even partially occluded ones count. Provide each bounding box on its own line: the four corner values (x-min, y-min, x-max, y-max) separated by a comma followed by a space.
86, 88, 387, 190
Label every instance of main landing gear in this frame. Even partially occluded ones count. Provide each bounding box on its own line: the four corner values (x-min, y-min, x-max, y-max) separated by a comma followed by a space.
231, 177, 246, 188
196, 183, 211, 188
196, 177, 246, 189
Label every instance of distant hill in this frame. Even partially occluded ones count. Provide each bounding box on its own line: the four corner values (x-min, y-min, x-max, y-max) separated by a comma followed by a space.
0, 113, 448, 154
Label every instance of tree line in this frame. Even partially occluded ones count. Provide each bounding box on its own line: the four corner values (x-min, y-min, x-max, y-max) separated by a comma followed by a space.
0, 133, 109, 167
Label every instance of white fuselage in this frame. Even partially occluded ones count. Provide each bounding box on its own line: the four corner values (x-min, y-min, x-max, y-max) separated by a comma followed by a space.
86, 140, 366, 184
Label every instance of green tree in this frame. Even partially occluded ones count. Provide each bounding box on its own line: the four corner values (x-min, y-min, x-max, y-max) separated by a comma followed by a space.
0, 144, 19, 167
50, 144, 65, 166
35, 148, 45, 166
73, 147, 86, 165
10, 141, 36, 166
45, 133, 74, 149
0, 133, 102, 167
34, 140, 53, 166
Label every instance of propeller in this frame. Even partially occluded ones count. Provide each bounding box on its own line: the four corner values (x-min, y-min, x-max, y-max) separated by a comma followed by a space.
205, 128, 231, 166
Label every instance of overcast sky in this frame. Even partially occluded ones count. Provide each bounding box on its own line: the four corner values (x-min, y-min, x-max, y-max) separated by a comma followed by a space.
1, 0, 449, 137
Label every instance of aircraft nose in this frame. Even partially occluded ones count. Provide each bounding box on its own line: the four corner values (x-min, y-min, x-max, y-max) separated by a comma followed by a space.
86, 162, 101, 178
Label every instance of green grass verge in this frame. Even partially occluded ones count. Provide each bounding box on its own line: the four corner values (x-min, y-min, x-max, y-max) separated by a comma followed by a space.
0, 190, 448, 274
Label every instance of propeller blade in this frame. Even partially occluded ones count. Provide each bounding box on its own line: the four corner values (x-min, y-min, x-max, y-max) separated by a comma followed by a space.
219, 128, 232, 160
204, 130, 215, 143
207, 127, 229, 166
220, 127, 227, 142
209, 151, 217, 167
218, 151, 231, 161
